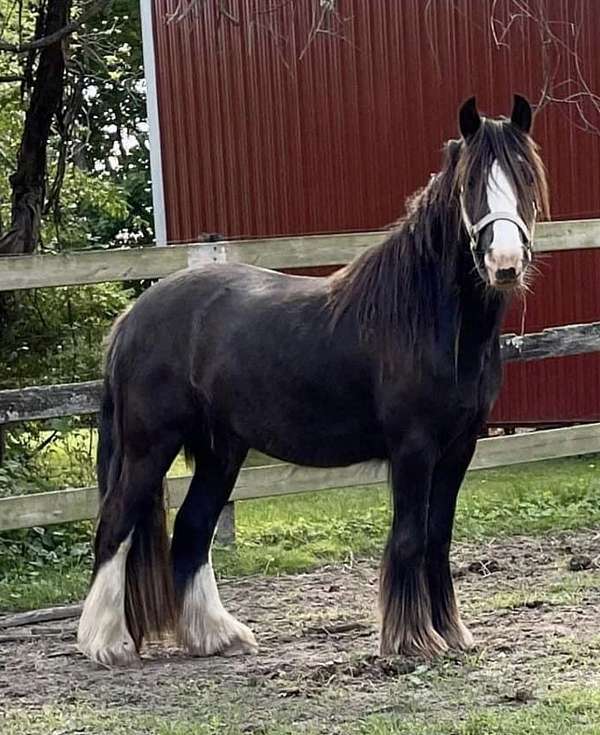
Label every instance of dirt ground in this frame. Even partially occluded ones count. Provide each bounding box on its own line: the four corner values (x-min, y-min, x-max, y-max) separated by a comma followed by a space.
1, 530, 599, 733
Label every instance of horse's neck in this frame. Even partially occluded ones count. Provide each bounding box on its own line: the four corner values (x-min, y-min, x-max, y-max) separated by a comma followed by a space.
454, 273, 508, 372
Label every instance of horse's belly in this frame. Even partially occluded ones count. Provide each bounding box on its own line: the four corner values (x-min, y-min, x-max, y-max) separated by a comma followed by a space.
235, 412, 385, 468
251, 436, 386, 468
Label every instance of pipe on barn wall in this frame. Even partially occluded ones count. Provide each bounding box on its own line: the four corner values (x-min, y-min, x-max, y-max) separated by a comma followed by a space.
140, 0, 168, 246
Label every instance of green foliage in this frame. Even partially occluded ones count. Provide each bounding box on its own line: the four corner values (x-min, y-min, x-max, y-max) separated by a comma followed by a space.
0, 0, 152, 250
1, 283, 133, 388
0, 458, 55, 499
0, 2, 150, 499
70, 0, 154, 248
0, 89, 23, 227
0, 282, 133, 501
0, 521, 93, 610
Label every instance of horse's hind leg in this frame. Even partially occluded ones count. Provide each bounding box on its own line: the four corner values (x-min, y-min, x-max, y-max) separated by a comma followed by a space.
78, 514, 138, 667
172, 444, 258, 657
78, 436, 180, 667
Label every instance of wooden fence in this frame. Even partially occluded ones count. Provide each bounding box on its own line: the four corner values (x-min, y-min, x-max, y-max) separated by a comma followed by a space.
2, 220, 600, 536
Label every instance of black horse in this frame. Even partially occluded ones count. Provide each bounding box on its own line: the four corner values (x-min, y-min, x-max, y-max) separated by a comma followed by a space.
78, 96, 549, 667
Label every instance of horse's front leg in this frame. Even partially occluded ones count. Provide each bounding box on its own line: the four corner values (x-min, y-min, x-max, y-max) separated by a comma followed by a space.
379, 443, 448, 658
426, 434, 478, 651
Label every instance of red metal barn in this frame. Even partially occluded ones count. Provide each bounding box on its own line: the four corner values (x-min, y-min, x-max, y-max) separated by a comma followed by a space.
141, 0, 600, 425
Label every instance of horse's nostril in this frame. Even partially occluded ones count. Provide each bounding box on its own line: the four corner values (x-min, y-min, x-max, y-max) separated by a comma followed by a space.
496, 267, 517, 282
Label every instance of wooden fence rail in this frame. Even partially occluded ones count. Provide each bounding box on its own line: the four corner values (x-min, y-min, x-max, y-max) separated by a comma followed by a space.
0, 218, 599, 292
1, 423, 599, 532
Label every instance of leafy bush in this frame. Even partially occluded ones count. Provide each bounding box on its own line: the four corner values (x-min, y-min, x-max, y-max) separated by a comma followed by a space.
0, 282, 133, 497
1, 283, 133, 389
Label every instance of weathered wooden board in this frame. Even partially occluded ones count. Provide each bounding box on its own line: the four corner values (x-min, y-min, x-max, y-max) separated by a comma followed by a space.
0, 604, 82, 629
0, 219, 599, 292
1, 423, 598, 532
0, 381, 102, 423
2, 322, 599, 424
0, 233, 378, 291
501, 322, 600, 362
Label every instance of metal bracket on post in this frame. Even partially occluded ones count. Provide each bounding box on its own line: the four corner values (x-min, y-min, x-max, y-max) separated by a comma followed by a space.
186, 243, 228, 269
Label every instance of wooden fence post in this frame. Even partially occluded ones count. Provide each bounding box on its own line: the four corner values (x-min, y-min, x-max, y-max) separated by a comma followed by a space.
215, 502, 236, 546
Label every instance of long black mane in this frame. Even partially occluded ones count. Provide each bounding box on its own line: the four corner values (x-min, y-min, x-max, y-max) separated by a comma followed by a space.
327, 118, 549, 364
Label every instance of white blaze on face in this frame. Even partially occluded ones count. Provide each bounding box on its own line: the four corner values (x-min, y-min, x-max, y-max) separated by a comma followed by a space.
484, 160, 524, 284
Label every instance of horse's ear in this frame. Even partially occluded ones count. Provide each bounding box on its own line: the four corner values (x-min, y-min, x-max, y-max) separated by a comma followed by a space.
511, 94, 532, 133
459, 97, 481, 140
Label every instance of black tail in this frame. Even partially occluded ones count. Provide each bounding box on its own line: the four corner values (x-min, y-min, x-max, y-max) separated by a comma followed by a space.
93, 316, 176, 650
96, 377, 117, 501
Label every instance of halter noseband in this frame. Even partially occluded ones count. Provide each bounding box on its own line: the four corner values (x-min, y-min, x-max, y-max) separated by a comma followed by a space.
460, 191, 535, 277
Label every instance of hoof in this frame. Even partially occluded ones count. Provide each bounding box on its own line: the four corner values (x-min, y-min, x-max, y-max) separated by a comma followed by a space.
78, 628, 141, 668
440, 619, 475, 652
380, 624, 449, 659
179, 612, 258, 657
221, 622, 259, 657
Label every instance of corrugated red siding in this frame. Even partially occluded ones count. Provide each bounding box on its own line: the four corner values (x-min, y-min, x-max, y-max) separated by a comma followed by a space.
151, 0, 600, 424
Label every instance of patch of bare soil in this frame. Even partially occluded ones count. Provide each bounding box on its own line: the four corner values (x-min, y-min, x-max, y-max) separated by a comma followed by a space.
1, 530, 599, 732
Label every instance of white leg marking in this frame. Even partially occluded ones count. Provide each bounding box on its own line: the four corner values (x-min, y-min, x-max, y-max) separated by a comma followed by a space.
77, 532, 139, 667
177, 558, 258, 657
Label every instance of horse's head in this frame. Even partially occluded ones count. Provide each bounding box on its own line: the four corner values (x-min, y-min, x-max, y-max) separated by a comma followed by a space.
455, 95, 549, 292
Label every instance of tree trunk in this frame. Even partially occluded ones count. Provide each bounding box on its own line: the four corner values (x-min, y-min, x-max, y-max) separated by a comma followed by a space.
0, 0, 71, 255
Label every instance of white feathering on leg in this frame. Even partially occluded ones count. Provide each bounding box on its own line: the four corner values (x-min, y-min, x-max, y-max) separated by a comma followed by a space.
177, 557, 258, 656
77, 532, 139, 667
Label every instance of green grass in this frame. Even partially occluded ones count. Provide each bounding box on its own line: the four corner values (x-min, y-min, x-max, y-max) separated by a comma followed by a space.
482, 571, 600, 612
361, 687, 600, 734
0, 707, 233, 735
1, 454, 599, 612
3, 687, 600, 735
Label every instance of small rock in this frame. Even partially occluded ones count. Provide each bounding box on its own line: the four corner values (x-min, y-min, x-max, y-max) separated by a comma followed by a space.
568, 555, 593, 571
503, 686, 534, 703
514, 687, 534, 703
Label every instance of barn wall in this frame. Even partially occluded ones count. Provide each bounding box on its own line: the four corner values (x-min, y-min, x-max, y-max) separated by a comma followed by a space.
149, 0, 600, 423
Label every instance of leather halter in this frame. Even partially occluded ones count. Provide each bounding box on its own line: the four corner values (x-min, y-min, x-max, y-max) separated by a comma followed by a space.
460, 191, 535, 278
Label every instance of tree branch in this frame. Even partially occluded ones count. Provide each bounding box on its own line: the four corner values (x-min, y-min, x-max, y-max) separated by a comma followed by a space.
490, 0, 600, 135
0, 0, 110, 54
